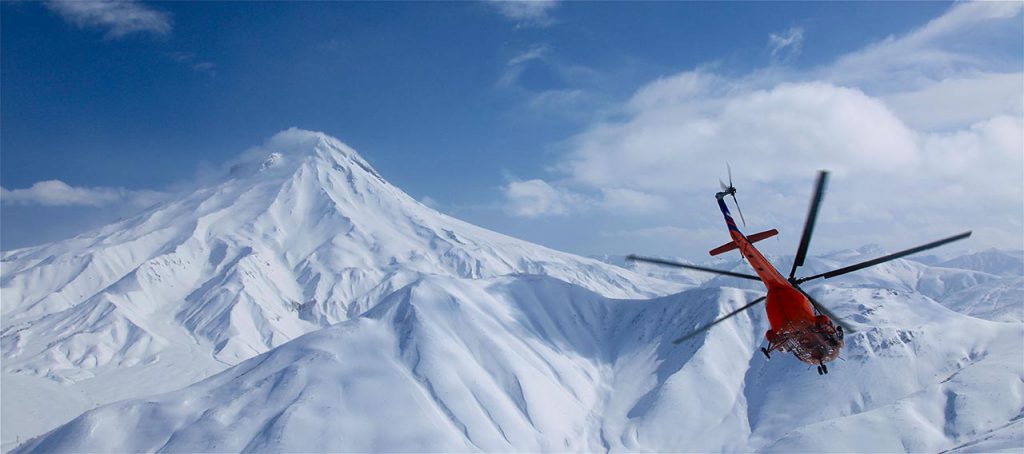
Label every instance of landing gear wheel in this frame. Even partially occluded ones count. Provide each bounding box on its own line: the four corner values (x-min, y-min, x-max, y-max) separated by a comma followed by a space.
816, 365, 823, 375
760, 347, 771, 360
821, 363, 828, 374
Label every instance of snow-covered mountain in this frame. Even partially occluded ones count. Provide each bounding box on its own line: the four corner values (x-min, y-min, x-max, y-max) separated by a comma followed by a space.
2, 130, 678, 368
793, 247, 1023, 323
17, 274, 1023, 452
599, 247, 1023, 324
1, 129, 681, 448
3, 129, 1022, 452
936, 249, 1024, 278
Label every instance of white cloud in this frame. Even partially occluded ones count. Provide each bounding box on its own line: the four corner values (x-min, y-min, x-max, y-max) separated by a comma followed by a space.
514, 1, 1023, 256
486, 0, 558, 26
1, 180, 167, 207
503, 179, 580, 217
625, 70, 723, 114
568, 81, 922, 193
44, 0, 172, 38
768, 27, 804, 60
600, 188, 668, 214
823, 2, 1023, 91
881, 73, 1023, 131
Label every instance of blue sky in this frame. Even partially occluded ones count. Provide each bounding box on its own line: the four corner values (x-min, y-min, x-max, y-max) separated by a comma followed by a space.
2, 1, 1022, 259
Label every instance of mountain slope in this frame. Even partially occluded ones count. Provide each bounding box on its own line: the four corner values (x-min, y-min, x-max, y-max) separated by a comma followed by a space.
2, 129, 679, 371
936, 249, 1024, 277
0, 129, 681, 447
17, 274, 1022, 453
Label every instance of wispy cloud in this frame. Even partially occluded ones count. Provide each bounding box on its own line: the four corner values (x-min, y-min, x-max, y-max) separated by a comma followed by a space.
498, 44, 551, 88
168, 51, 217, 75
420, 196, 440, 209
824, 1, 1023, 91
768, 27, 804, 61
508, 44, 550, 67
44, 0, 172, 39
191, 62, 216, 74
486, 0, 559, 27
1, 180, 168, 207
498, 43, 607, 119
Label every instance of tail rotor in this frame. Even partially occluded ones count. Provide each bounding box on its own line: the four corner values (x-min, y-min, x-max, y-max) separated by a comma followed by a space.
722, 163, 746, 226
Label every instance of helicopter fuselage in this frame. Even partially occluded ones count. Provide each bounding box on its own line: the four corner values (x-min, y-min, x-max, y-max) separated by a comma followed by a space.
715, 193, 844, 366
631, 171, 969, 373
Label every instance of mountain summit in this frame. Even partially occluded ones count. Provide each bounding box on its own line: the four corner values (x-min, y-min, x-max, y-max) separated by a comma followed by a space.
3, 128, 675, 368
1, 129, 680, 444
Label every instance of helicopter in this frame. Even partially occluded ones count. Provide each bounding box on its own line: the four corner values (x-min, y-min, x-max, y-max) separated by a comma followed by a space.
627, 169, 971, 375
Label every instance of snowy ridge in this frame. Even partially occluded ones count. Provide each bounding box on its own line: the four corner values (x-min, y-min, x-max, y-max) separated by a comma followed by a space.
936, 249, 1024, 277
1, 129, 681, 448
796, 248, 1023, 323
2, 129, 679, 377
16, 274, 1022, 452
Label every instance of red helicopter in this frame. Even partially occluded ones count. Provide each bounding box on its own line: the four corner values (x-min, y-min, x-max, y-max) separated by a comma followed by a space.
628, 169, 971, 375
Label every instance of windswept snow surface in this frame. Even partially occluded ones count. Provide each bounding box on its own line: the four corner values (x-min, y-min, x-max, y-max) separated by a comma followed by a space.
1, 129, 681, 449
17, 275, 1023, 453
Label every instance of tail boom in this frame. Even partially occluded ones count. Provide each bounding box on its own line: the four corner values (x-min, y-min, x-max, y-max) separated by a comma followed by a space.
716, 192, 789, 288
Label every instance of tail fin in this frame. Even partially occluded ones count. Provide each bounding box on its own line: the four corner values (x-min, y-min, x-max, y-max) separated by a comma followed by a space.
709, 229, 779, 256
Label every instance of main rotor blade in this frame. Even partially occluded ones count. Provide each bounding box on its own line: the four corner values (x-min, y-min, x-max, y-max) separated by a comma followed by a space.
673, 296, 767, 344
731, 194, 747, 227
795, 231, 973, 284
794, 285, 855, 333
626, 255, 761, 281
789, 170, 829, 281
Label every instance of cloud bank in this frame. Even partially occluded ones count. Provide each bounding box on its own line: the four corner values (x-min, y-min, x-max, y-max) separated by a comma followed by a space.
503, 2, 1023, 256
1, 180, 167, 208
